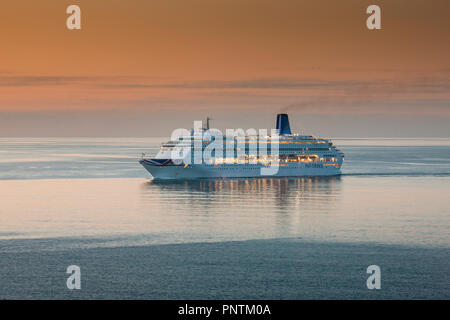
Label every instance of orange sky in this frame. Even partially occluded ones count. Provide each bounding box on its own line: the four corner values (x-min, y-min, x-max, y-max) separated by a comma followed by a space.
0, 0, 449, 136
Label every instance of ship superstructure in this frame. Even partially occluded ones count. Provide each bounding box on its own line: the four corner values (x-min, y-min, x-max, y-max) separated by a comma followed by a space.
140, 114, 344, 179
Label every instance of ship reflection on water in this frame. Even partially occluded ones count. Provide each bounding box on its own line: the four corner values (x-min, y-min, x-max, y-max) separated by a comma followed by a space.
145, 176, 341, 201
142, 177, 342, 237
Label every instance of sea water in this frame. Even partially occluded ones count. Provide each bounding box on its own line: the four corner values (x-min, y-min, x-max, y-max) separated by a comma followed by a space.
0, 138, 449, 299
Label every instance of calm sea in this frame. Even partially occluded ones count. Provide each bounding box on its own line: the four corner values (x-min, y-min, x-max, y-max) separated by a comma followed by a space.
0, 138, 449, 299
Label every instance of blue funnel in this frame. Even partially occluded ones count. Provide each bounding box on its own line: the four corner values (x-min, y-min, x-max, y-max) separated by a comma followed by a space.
276, 113, 291, 135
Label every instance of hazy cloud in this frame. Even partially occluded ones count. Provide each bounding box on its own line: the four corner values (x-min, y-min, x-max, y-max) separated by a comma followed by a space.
103, 79, 377, 90
1, 74, 449, 97
0, 76, 92, 87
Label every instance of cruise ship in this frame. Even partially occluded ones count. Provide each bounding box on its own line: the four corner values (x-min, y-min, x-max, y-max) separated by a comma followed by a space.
140, 114, 344, 179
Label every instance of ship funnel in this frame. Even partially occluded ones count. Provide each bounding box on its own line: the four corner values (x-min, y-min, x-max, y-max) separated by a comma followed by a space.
276, 113, 291, 135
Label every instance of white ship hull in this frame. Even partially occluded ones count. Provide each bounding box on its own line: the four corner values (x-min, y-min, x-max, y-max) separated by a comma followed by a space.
140, 160, 341, 180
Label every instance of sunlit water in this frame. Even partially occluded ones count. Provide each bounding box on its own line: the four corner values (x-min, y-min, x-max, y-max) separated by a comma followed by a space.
0, 138, 449, 249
